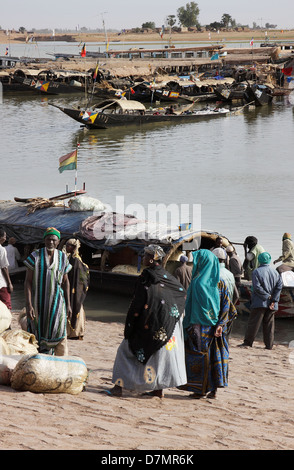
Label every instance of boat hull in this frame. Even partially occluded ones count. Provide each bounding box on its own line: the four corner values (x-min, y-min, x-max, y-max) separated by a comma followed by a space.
237, 282, 294, 319
14, 76, 87, 95
57, 106, 230, 129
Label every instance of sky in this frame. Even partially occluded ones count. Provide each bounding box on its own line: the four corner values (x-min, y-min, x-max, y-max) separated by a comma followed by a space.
2, 0, 294, 31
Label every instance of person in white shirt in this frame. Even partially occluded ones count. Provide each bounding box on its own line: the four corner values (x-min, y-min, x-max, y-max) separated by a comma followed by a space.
0, 228, 13, 310
5, 237, 21, 272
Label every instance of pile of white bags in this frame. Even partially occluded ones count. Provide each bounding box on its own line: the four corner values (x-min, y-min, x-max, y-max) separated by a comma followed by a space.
68, 196, 105, 212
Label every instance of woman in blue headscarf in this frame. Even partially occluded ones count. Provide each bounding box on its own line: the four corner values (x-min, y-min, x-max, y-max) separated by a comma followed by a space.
181, 249, 237, 399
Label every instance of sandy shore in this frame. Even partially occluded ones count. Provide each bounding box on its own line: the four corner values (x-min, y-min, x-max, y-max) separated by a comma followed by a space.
1, 310, 294, 451
1, 29, 294, 45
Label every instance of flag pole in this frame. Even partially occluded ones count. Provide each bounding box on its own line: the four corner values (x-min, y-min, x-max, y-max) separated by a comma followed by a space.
75, 142, 79, 194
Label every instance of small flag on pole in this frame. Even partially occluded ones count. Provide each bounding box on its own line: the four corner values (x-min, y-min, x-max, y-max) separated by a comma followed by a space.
5, 47, 8, 56
250, 37, 254, 47
80, 43, 86, 57
93, 63, 99, 80
59, 149, 77, 173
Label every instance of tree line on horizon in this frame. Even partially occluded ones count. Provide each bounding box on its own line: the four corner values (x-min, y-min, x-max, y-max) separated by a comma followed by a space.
3, 1, 278, 34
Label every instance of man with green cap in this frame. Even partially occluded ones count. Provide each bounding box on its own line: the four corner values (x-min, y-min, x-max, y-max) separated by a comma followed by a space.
240, 252, 283, 350
24, 227, 72, 355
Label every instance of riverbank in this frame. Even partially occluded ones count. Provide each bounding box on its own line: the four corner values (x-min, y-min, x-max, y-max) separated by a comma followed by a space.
1, 310, 294, 450
1, 29, 294, 45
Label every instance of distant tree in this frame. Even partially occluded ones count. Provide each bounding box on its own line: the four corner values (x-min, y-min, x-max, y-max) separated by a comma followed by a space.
265, 23, 277, 29
166, 15, 177, 28
19, 26, 26, 33
207, 21, 222, 31
142, 21, 156, 29
177, 2, 200, 28
221, 13, 233, 28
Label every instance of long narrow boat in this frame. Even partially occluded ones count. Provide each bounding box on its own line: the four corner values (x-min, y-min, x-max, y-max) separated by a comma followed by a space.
14, 70, 92, 95
0, 199, 293, 317
50, 99, 231, 129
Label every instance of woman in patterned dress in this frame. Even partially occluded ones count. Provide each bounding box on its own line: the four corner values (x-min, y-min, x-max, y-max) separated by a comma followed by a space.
107, 244, 187, 398
181, 249, 237, 399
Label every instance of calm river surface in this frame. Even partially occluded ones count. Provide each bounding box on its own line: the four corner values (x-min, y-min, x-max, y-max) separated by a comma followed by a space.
2, 77, 294, 343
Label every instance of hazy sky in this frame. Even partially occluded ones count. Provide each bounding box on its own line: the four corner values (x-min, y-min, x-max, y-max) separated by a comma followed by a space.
3, 0, 294, 31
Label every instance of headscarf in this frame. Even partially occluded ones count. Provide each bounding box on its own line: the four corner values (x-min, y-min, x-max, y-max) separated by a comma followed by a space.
283, 233, 291, 240
144, 244, 165, 261
258, 252, 271, 265
180, 255, 188, 263
65, 238, 81, 258
212, 247, 227, 260
184, 249, 220, 328
226, 245, 234, 253
43, 227, 60, 239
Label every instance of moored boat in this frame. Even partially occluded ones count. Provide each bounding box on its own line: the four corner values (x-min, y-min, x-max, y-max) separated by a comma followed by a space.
244, 83, 274, 106
1, 199, 293, 317
50, 99, 230, 130
13, 69, 92, 95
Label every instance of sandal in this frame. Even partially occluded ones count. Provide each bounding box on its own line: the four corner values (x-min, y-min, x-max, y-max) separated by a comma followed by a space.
100, 386, 122, 397
189, 393, 205, 399
142, 390, 164, 398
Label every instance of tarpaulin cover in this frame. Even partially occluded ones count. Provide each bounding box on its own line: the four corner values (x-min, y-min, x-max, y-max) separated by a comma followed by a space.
0, 201, 203, 253
0, 201, 93, 245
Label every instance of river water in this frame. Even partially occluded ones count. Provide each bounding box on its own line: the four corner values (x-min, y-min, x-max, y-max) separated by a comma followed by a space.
2, 57, 294, 344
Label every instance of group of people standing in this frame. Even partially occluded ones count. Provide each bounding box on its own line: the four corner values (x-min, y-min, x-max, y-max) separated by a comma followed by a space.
108, 232, 292, 400
0, 225, 291, 400
107, 242, 239, 399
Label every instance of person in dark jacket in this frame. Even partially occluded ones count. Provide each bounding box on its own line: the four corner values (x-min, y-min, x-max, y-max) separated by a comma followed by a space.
240, 252, 283, 350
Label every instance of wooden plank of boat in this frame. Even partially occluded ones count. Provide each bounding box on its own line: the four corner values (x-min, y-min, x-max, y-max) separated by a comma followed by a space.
14, 189, 86, 203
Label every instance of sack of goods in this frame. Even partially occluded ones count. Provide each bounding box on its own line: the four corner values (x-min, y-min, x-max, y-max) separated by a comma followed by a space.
10, 354, 88, 395
1, 329, 38, 355
0, 300, 12, 334
0, 355, 23, 385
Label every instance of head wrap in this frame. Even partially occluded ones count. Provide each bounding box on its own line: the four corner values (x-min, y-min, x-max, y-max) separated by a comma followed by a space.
283, 233, 291, 240
184, 249, 220, 328
65, 238, 81, 257
226, 245, 234, 253
212, 247, 227, 260
180, 255, 188, 263
43, 227, 60, 239
144, 244, 165, 261
258, 252, 271, 265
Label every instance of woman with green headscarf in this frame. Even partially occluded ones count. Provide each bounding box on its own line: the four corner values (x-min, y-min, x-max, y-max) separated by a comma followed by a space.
181, 249, 237, 399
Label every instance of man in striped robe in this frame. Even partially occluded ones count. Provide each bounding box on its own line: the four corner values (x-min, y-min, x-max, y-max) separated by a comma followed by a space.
24, 227, 72, 355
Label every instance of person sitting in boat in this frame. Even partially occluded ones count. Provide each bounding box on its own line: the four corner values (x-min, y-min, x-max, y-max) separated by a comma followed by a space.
243, 236, 265, 281
273, 233, 294, 274
165, 105, 176, 115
